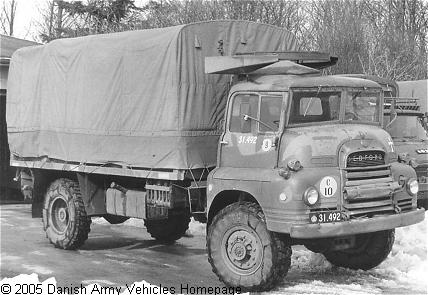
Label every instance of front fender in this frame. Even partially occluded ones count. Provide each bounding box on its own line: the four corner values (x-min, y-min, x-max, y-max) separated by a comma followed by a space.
390, 161, 419, 203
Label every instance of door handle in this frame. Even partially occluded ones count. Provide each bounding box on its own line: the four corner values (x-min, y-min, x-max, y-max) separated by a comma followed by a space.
220, 140, 228, 145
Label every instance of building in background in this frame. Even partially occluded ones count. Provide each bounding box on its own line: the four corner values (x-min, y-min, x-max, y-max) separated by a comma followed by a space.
1, 34, 40, 199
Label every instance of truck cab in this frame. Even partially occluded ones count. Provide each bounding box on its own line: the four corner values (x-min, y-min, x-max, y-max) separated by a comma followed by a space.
205, 54, 424, 291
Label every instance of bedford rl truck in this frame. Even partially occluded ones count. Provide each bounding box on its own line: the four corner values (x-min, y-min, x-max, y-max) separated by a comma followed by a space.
7, 21, 425, 291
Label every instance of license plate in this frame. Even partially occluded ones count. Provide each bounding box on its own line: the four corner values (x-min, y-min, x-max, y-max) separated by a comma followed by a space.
309, 211, 342, 224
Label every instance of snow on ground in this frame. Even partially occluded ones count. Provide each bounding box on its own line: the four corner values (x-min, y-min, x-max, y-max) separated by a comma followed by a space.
2, 213, 427, 294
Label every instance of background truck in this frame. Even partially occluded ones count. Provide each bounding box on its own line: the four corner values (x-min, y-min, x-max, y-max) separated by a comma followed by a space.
7, 21, 425, 292
384, 98, 427, 209
339, 74, 427, 210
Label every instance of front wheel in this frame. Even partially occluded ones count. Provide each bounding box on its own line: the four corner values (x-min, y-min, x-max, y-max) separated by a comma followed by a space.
322, 229, 395, 270
43, 178, 92, 250
207, 202, 292, 292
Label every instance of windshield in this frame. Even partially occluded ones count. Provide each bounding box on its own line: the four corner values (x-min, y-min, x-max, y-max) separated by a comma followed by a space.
384, 114, 427, 140
345, 91, 381, 123
289, 88, 381, 125
289, 90, 341, 124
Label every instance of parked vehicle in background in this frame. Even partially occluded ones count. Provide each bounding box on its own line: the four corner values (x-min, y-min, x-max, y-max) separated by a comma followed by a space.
6, 21, 425, 291
384, 98, 428, 210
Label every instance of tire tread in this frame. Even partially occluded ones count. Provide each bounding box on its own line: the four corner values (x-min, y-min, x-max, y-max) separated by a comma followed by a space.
43, 178, 91, 250
207, 202, 291, 292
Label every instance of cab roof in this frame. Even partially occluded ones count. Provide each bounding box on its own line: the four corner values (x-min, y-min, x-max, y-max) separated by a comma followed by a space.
230, 74, 383, 93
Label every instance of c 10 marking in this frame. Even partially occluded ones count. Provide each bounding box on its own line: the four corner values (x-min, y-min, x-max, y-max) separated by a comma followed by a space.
238, 136, 257, 144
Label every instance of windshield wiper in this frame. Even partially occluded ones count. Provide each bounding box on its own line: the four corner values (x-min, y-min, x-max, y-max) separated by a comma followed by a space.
351, 91, 362, 100
391, 136, 406, 142
403, 135, 426, 141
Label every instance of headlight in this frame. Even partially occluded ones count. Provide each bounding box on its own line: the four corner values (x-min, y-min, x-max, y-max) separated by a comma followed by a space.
406, 178, 419, 195
303, 187, 319, 206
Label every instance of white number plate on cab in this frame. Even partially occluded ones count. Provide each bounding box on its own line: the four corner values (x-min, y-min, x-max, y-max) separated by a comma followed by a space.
309, 211, 342, 224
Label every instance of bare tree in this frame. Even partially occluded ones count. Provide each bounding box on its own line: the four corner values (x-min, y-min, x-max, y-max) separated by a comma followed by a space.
361, 0, 427, 80
300, 0, 427, 79
29, 0, 427, 79
0, 0, 18, 36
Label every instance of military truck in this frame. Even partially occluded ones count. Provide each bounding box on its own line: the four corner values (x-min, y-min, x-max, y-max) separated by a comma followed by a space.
339, 75, 427, 210
384, 98, 428, 209
7, 21, 424, 291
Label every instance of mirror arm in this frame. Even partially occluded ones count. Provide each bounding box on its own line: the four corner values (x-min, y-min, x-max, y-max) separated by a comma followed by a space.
243, 115, 279, 145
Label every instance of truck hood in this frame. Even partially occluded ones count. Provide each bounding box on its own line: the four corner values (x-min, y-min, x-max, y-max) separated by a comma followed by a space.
279, 124, 394, 168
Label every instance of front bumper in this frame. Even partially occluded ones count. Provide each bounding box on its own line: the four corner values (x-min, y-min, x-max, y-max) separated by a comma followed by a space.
290, 208, 425, 239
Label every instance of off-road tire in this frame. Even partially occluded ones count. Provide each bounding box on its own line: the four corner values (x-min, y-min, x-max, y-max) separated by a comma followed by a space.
103, 214, 130, 224
207, 202, 292, 292
43, 178, 91, 250
144, 209, 191, 243
322, 229, 395, 270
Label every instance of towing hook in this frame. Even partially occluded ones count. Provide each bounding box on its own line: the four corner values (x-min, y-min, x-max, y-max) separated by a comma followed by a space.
341, 212, 350, 221
394, 205, 402, 214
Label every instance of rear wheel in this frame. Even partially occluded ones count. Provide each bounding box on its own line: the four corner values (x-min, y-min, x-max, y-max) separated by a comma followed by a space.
322, 229, 395, 270
207, 202, 292, 292
144, 209, 191, 243
43, 178, 91, 250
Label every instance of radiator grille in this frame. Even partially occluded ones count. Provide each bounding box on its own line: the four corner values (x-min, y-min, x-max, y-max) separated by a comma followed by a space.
347, 151, 385, 167
415, 164, 428, 180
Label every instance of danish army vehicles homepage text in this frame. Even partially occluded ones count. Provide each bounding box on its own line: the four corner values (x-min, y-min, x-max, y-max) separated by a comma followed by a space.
7, 21, 425, 291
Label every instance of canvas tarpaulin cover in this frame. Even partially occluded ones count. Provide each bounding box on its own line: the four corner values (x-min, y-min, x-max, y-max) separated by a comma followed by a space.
7, 20, 298, 170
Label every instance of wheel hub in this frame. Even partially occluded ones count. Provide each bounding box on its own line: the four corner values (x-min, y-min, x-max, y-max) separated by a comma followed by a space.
50, 197, 69, 233
226, 230, 261, 271
230, 240, 246, 261
58, 208, 67, 222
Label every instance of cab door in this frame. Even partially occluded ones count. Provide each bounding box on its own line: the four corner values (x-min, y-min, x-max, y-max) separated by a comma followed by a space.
219, 92, 283, 168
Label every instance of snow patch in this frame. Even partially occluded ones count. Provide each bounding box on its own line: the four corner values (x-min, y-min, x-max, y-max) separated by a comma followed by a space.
91, 217, 146, 227
186, 218, 206, 237
21, 264, 54, 275
373, 212, 427, 290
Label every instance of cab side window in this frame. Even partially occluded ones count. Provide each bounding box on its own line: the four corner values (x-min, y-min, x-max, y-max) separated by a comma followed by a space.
259, 96, 282, 132
229, 94, 258, 133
